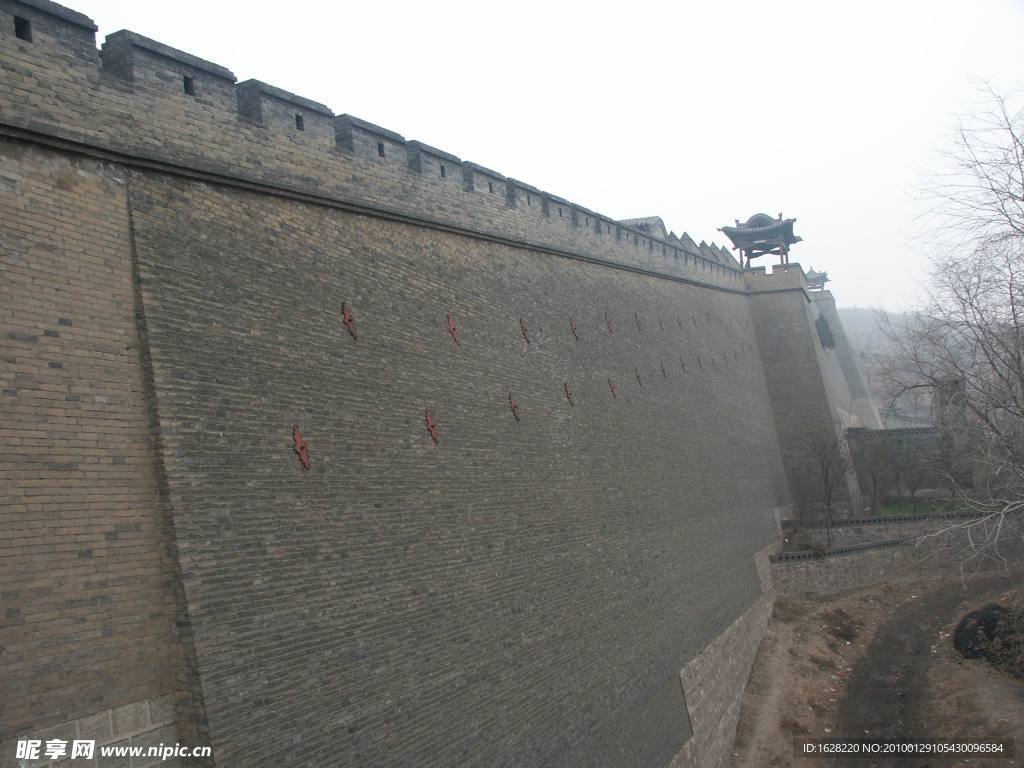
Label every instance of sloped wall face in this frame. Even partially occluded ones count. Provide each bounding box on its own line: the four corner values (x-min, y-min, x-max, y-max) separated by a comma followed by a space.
0, 143, 187, 738
803, 298, 867, 513
127, 173, 787, 767
811, 293, 881, 429
747, 284, 862, 519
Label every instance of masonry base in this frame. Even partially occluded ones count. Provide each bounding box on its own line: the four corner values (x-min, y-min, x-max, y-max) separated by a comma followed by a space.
670, 590, 776, 767
1, 695, 179, 768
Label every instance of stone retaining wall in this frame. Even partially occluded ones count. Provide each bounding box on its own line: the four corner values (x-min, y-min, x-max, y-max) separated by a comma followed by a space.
782, 513, 976, 550
771, 543, 916, 595
772, 519, 1022, 595
0, 695, 179, 768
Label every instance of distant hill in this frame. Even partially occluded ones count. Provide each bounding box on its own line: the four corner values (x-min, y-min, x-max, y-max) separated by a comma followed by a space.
837, 307, 895, 354
838, 307, 932, 427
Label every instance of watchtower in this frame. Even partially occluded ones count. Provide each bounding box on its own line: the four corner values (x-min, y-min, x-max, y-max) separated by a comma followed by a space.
719, 212, 801, 269
805, 267, 829, 291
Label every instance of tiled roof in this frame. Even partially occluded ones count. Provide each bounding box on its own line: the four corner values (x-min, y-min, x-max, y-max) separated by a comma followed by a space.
617, 216, 665, 228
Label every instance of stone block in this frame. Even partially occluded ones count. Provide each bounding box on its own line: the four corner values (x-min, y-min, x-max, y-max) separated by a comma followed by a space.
35, 721, 77, 745
147, 696, 175, 727
111, 702, 149, 738
76, 710, 112, 745
95, 739, 129, 768
129, 724, 176, 768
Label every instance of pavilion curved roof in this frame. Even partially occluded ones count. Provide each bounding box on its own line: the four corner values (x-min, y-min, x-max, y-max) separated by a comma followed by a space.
719, 213, 801, 251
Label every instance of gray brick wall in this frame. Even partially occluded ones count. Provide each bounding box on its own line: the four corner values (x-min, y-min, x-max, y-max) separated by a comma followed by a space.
811, 292, 881, 428
0, 3, 882, 766
128, 173, 785, 767
0, 0, 742, 291
0, 143, 187, 743
746, 269, 864, 519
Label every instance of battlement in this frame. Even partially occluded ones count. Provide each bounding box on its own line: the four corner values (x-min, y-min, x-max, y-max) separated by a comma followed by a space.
13, 0, 91, 28
2, 0, 96, 61
101, 29, 235, 82
743, 262, 810, 294
237, 79, 332, 124
0, 0, 743, 288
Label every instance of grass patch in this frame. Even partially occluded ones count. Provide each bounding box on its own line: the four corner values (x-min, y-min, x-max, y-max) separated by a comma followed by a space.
876, 499, 968, 517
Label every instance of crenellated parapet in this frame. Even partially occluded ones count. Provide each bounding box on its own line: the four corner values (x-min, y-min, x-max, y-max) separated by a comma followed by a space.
743, 262, 810, 295
4, 0, 97, 59
235, 79, 333, 129
0, 0, 742, 289
100, 29, 236, 87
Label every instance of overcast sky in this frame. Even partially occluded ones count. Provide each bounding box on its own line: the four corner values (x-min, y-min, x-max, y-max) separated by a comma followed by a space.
80, 0, 1024, 310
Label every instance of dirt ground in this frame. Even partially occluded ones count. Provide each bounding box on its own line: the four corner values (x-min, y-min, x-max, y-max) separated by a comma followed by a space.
730, 574, 1024, 767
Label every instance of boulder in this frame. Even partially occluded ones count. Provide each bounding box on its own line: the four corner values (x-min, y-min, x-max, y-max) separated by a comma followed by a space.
953, 604, 1024, 678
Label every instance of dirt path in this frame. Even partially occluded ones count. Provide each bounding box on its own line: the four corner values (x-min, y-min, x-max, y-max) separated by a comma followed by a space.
834, 575, 1015, 767
730, 575, 1024, 768
731, 585, 905, 767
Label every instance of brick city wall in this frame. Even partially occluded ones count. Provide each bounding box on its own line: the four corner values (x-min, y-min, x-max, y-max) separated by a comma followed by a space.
0, 2, 870, 766
127, 170, 785, 767
810, 292, 880, 428
0, 0, 743, 291
745, 270, 864, 519
845, 427, 950, 508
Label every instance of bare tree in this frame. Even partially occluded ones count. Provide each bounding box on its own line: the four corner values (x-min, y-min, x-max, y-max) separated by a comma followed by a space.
789, 420, 850, 549
882, 86, 1024, 574
849, 430, 895, 514
918, 83, 1024, 254
891, 434, 934, 503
